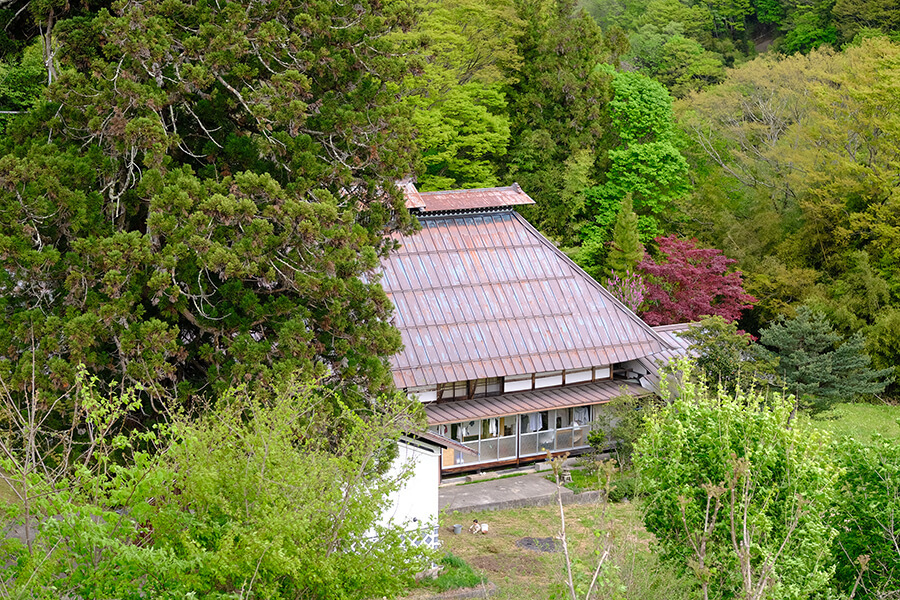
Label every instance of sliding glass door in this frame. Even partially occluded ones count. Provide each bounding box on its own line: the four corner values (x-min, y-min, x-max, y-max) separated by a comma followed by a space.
430, 417, 517, 466
519, 406, 593, 458
430, 405, 596, 467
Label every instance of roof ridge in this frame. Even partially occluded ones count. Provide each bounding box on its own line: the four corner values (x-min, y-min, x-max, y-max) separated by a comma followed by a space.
418, 184, 524, 196
403, 183, 535, 213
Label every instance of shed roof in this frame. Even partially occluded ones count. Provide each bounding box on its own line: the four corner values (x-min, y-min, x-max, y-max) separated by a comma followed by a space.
405, 184, 535, 213
409, 431, 478, 455
425, 379, 648, 425
381, 209, 673, 389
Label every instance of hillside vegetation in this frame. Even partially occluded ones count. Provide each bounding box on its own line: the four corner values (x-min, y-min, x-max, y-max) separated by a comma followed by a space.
1, 0, 899, 597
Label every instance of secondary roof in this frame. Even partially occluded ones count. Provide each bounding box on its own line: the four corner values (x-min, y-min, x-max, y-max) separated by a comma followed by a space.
407, 183, 536, 213
425, 379, 649, 425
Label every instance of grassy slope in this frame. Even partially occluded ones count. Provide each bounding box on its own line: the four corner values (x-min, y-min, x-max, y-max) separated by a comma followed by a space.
426, 502, 692, 600
809, 402, 900, 443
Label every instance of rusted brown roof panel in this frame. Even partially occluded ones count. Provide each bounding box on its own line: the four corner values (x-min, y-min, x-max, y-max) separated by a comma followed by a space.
426, 380, 648, 425
412, 431, 478, 455
382, 209, 673, 388
404, 184, 536, 213
400, 180, 426, 209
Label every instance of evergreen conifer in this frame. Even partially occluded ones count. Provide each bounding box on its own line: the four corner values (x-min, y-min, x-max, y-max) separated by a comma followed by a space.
607, 194, 644, 272
759, 307, 892, 413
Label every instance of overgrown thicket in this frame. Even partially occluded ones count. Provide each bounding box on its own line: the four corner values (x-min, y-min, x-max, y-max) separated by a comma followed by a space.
0, 371, 428, 598
637, 368, 839, 600
630, 363, 900, 600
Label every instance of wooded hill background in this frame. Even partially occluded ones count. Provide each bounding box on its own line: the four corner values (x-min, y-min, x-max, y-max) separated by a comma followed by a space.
1, 0, 898, 405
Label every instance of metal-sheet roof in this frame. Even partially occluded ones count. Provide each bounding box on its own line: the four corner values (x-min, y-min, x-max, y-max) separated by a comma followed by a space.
382, 210, 673, 388
399, 180, 426, 209
410, 431, 479, 455
629, 323, 694, 393
406, 184, 536, 213
643, 323, 693, 374
425, 380, 648, 425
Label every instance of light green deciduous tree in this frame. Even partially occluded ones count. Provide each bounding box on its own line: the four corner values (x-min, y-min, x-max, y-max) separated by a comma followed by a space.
636, 365, 839, 600
0, 373, 428, 599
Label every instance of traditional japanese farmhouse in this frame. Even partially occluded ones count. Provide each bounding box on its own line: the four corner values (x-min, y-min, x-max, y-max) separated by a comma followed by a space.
381, 183, 678, 475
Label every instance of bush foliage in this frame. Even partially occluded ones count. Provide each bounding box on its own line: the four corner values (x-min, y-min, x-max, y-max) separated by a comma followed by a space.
635, 364, 839, 600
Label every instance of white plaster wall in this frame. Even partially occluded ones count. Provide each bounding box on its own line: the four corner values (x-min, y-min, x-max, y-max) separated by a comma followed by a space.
411, 389, 437, 403
594, 366, 611, 379
566, 369, 593, 384
534, 373, 563, 388
504, 378, 532, 393
378, 439, 440, 533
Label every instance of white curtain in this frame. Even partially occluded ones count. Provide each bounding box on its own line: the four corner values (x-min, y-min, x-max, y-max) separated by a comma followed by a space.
528, 412, 542, 433
573, 406, 590, 427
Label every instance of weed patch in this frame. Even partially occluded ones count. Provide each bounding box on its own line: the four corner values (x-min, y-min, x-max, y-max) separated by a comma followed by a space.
423, 553, 486, 592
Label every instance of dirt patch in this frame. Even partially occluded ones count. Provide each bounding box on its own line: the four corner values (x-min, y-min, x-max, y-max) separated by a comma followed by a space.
470, 552, 544, 574
754, 29, 777, 52
515, 537, 559, 553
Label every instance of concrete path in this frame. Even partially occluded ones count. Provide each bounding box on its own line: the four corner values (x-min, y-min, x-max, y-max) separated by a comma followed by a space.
439, 472, 599, 514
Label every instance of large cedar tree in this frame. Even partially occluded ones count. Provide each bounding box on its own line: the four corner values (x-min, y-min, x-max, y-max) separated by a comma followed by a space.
0, 0, 417, 409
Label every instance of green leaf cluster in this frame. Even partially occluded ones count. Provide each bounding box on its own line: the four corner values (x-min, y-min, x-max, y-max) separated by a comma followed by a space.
635, 365, 840, 599
833, 433, 900, 598
607, 195, 644, 273
0, 41, 45, 132
0, 374, 429, 598
678, 315, 776, 392
584, 67, 689, 247
626, 24, 726, 97
393, 0, 522, 190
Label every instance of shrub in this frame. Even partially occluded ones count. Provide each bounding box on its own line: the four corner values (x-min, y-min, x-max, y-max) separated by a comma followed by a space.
426, 553, 486, 592
635, 362, 839, 600
832, 434, 900, 598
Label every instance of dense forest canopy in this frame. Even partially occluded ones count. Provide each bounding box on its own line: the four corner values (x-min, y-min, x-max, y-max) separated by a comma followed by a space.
1, 0, 898, 406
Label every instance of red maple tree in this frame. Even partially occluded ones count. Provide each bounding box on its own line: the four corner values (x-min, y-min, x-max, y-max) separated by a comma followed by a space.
637, 236, 756, 326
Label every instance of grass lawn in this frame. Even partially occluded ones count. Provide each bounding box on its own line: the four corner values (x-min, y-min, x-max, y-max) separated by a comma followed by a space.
548, 468, 600, 494
412, 501, 692, 600
419, 552, 487, 592
808, 402, 900, 443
